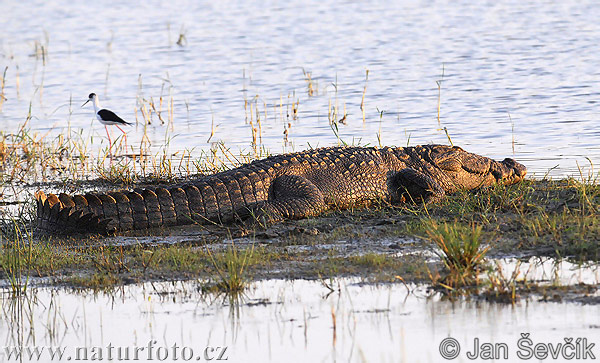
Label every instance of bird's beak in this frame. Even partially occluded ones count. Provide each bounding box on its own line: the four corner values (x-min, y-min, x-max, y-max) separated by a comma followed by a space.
81, 99, 90, 108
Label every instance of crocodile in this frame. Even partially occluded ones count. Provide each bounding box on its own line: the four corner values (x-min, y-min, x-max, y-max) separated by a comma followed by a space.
35, 144, 527, 235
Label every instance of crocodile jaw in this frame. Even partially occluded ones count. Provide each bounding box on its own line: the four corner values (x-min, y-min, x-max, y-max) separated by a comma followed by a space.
498, 158, 527, 184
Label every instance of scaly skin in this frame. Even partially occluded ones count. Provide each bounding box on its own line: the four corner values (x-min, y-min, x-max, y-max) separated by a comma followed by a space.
35, 145, 527, 235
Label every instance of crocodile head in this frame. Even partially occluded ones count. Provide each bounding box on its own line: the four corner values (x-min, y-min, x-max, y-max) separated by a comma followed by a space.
495, 156, 528, 184
409, 145, 527, 191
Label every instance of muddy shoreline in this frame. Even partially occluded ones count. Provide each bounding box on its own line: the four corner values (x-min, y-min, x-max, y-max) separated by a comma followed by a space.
1, 178, 598, 304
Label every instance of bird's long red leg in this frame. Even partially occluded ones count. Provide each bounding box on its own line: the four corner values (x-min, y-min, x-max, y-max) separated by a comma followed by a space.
105, 125, 113, 157
105, 125, 112, 147
116, 125, 128, 149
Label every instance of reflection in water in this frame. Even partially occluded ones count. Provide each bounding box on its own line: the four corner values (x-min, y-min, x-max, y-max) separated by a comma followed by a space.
1, 263, 600, 363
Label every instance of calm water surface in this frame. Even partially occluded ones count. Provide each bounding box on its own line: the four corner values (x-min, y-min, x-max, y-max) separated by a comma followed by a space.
1, 275, 600, 363
0, 260, 598, 362
1, 0, 599, 177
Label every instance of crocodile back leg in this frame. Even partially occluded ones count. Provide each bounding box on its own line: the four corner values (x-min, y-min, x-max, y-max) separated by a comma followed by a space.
248, 175, 327, 223
392, 168, 445, 204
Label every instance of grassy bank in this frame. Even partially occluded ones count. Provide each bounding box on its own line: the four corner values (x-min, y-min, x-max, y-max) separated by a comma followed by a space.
0, 177, 598, 297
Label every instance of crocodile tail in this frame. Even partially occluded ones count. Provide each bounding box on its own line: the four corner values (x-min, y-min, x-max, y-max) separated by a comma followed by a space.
34, 173, 261, 235
34, 183, 221, 235
35, 190, 113, 235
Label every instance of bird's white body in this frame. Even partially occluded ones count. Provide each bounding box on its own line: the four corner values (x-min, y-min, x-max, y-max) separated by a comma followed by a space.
85, 93, 130, 126
82, 92, 131, 149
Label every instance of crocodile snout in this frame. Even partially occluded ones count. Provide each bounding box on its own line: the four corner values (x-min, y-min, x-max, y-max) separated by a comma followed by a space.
502, 158, 527, 181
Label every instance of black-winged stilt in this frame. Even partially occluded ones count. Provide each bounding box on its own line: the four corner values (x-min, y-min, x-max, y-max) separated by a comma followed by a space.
82, 92, 132, 147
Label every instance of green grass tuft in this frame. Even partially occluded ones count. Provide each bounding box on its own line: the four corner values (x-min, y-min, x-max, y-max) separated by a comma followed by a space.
205, 243, 254, 295
424, 220, 489, 289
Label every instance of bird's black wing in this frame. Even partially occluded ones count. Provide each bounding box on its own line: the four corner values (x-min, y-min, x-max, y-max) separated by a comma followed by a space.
98, 109, 132, 125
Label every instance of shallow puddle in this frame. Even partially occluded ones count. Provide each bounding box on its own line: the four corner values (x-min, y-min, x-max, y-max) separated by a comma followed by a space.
1, 264, 599, 363
495, 257, 600, 286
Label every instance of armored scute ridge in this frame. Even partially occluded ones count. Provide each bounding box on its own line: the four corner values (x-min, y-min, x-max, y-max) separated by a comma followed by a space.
36, 145, 527, 235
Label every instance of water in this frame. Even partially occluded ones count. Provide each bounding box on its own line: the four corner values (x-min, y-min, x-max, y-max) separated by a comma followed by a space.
0, 258, 599, 363
1, 269, 599, 363
1, 0, 599, 177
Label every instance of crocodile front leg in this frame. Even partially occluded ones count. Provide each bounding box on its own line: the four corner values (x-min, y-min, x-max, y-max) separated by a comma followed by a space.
247, 175, 327, 223
393, 168, 445, 204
